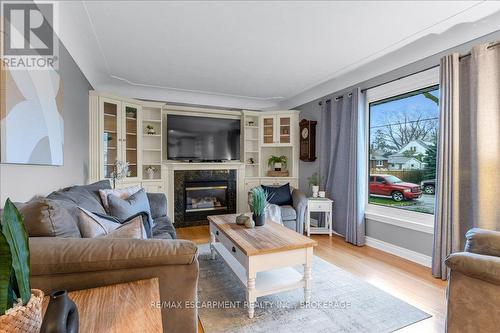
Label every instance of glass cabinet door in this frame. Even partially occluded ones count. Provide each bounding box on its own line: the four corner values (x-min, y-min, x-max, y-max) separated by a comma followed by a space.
103, 101, 120, 178
263, 117, 274, 144
279, 116, 291, 144
123, 104, 139, 178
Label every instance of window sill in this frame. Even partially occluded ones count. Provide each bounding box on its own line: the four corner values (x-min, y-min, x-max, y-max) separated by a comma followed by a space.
365, 205, 434, 234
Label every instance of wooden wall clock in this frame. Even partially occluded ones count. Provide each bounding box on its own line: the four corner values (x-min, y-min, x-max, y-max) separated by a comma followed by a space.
299, 119, 317, 162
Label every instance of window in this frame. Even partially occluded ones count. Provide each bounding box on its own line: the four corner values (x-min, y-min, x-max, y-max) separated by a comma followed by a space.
376, 160, 383, 167
368, 78, 439, 217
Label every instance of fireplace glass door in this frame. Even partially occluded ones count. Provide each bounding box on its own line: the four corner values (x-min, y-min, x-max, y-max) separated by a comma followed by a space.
185, 182, 228, 213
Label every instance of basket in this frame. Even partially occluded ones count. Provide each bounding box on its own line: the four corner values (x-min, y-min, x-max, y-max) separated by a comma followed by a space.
267, 170, 289, 177
0, 289, 44, 333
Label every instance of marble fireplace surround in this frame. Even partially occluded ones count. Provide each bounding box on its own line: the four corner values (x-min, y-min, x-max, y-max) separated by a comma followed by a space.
166, 162, 246, 226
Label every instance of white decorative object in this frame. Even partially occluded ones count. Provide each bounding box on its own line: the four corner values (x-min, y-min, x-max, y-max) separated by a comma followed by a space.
146, 166, 157, 179
306, 197, 333, 236
318, 191, 325, 198
312, 185, 319, 197
111, 160, 130, 189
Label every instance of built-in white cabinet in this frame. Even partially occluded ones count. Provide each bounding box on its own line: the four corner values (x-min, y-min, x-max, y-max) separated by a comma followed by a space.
89, 92, 165, 185
99, 97, 141, 180
90, 93, 301, 219
261, 114, 294, 146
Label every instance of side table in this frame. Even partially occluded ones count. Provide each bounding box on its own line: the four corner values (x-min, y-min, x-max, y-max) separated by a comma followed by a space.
305, 197, 333, 237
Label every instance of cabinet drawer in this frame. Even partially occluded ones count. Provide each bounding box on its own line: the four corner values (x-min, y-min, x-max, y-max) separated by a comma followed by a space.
142, 182, 164, 193
308, 201, 332, 211
210, 224, 247, 267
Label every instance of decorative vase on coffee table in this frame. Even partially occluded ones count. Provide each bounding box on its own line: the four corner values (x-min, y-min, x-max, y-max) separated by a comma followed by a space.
40, 290, 79, 333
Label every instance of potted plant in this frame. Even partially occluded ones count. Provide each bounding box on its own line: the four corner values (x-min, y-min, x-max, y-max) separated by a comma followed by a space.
251, 187, 270, 227
0, 199, 44, 332
308, 172, 322, 197
267, 155, 287, 171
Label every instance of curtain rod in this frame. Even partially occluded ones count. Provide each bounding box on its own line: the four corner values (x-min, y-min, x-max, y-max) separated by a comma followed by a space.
317, 40, 500, 106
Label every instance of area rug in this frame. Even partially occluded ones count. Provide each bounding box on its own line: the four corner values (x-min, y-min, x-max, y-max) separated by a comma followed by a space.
197, 244, 431, 333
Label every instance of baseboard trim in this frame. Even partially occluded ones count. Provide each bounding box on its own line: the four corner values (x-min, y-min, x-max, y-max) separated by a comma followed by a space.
365, 236, 432, 268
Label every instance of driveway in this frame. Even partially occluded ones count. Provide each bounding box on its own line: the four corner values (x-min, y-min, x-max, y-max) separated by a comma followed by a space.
401, 194, 435, 214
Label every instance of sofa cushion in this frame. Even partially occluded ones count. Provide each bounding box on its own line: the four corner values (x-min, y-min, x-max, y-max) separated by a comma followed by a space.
261, 183, 293, 206
107, 188, 153, 237
280, 205, 297, 221
152, 216, 176, 240
99, 185, 141, 212
19, 198, 81, 238
100, 217, 147, 239
78, 207, 121, 238
47, 181, 109, 216
147, 193, 168, 219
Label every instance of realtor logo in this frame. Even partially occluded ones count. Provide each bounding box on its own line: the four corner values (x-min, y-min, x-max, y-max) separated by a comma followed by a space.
1, 1, 58, 69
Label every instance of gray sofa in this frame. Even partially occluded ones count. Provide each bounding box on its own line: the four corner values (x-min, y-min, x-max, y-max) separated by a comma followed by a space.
249, 185, 307, 234
4, 180, 198, 333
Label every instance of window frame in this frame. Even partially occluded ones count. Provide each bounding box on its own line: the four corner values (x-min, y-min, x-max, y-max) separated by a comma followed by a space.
365, 67, 439, 233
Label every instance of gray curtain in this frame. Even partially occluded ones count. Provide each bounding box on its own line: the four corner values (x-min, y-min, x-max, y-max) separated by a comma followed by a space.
432, 42, 500, 279
319, 88, 366, 245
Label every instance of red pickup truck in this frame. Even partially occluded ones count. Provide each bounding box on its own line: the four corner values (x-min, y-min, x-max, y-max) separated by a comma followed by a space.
369, 175, 422, 202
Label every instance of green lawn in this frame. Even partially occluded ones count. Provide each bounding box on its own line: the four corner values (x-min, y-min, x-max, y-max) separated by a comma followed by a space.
368, 196, 418, 207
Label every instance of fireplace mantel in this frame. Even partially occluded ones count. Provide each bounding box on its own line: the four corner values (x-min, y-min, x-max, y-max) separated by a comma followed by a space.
164, 161, 246, 224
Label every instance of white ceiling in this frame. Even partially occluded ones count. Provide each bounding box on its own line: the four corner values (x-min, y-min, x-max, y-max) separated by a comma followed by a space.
57, 1, 500, 110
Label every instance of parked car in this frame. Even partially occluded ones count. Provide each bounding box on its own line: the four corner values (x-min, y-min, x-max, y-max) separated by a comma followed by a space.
369, 175, 422, 202
420, 179, 436, 195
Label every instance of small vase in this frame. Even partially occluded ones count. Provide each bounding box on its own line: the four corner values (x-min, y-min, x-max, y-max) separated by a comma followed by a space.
253, 213, 265, 227
312, 185, 319, 197
40, 290, 79, 333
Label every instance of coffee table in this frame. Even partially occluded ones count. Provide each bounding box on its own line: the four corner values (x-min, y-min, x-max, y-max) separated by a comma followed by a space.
208, 213, 317, 318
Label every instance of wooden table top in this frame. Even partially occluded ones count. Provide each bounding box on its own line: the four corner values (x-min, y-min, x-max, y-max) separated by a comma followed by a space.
42, 278, 162, 333
208, 213, 317, 256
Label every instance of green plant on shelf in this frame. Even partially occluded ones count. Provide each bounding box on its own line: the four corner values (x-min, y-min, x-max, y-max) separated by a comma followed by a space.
267, 155, 287, 170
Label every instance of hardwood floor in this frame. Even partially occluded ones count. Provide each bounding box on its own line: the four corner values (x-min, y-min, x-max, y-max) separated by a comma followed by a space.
177, 225, 447, 333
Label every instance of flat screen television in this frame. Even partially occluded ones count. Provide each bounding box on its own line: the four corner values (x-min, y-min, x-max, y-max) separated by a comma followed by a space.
166, 114, 240, 161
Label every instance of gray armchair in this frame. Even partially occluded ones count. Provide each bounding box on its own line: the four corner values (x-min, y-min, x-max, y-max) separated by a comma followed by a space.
445, 228, 500, 333
248, 185, 307, 235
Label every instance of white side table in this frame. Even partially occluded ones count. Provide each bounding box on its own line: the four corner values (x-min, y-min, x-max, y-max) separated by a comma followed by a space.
305, 198, 333, 237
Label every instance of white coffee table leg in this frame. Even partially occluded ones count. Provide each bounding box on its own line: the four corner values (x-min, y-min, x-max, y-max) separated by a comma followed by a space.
246, 271, 257, 318
210, 232, 216, 259
303, 247, 313, 303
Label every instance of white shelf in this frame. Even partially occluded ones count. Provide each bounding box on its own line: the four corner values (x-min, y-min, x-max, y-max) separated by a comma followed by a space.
143, 148, 161, 152
143, 118, 161, 123
143, 134, 161, 137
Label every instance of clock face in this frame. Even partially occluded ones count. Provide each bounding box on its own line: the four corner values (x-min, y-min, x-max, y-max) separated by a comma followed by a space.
301, 127, 309, 139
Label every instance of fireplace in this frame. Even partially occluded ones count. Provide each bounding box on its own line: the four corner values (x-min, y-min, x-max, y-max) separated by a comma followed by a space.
174, 170, 236, 227
185, 181, 228, 213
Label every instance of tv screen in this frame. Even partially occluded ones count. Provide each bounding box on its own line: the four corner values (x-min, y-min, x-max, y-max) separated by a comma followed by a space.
166, 115, 240, 161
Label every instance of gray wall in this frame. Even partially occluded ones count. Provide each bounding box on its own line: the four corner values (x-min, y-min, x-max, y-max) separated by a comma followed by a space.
296, 30, 500, 257
0, 44, 92, 204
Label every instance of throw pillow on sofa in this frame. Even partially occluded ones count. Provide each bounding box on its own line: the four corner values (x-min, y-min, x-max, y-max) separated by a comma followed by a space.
99, 185, 142, 212
261, 183, 293, 206
17, 198, 81, 238
78, 207, 121, 238
100, 217, 147, 239
107, 188, 154, 237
